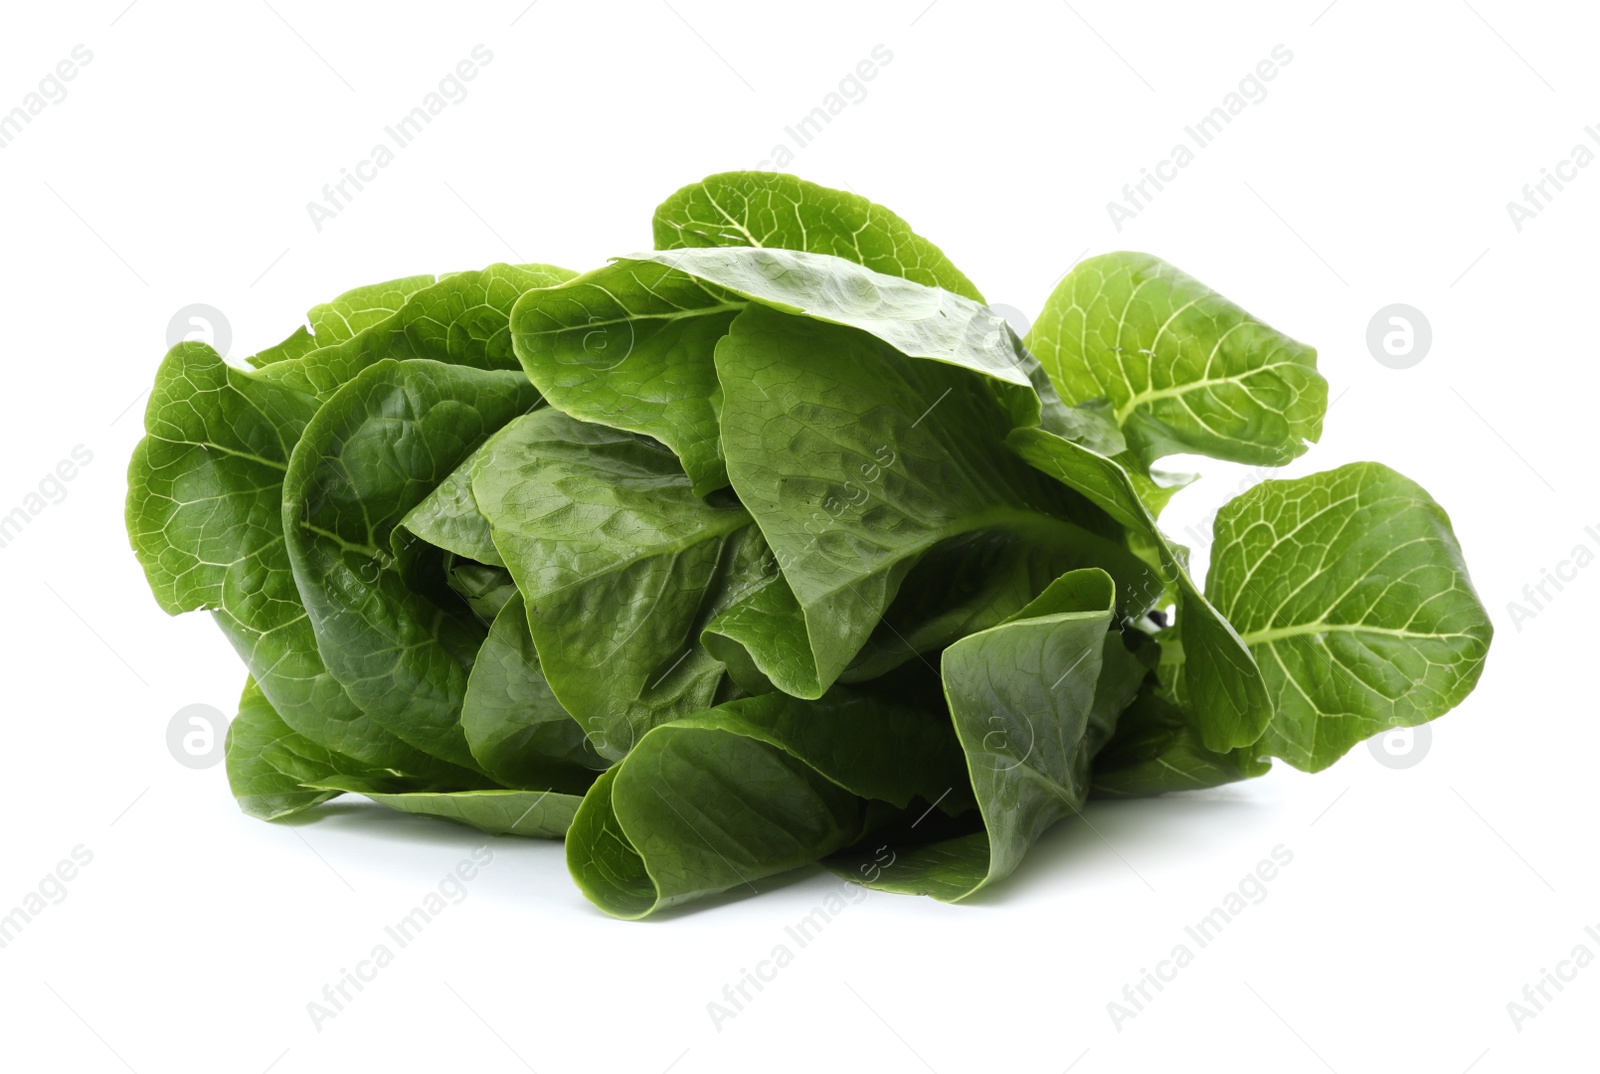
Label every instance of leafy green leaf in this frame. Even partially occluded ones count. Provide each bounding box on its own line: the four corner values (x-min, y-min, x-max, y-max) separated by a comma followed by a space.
566, 689, 965, 918
832, 570, 1143, 900
306, 780, 583, 838
510, 261, 742, 495
264, 263, 575, 398
225, 678, 402, 820
473, 408, 757, 760
1025, 252, 1325, 468
714, 304, 1155, 699
653, 170, 985, 301
1007, 426, 1273, 752
248, 324, 319, 368
398, 448, 504, 567
460, 591, 605, 791
128, 342, 471, 781
1206, 462, 1493, 771
307, 274, 439, 345
282, 359, 542, 772
512, 247, 1055, 495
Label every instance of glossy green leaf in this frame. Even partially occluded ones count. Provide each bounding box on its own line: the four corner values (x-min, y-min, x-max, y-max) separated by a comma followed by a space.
461, 591, 605, 791
1206, 462, 1493, 771
224, 678, 402, 820
512, 247, 1055, 494
127, 342, 471, 780
264, 263, 575, 398
510, 261, 741, 495
398, 448, 504, 567
1007, 425, 1272, 751
715, 304, 1155, 698
282, 359, 541, 772
652, 170, 985, 301
833, 571, 1143, 900
566, 689, 965, 918
473, 408, 757, 760
1026, 252, 1325, 468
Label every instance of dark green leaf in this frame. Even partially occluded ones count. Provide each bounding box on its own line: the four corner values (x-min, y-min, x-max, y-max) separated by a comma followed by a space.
566, 689, 965, 918
282, 359, 541, 771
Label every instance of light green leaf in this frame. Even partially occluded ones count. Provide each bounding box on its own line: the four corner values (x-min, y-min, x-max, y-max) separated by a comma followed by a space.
264, 263, 575, 397
247, 324, 319, 368
1206, 462, 1493, 771
1026, 252, 1325, 468
308, 274, 438, 344
653, 170, 985, 301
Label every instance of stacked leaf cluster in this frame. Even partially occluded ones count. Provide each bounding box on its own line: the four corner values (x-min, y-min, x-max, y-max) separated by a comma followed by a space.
127, 173, 1491, 917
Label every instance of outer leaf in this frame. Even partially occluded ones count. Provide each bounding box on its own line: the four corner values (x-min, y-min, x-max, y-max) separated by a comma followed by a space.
1007, 426, 1273, 751
127, 342, 470, 780
248, 324, 319, 368
264, 263, 575, 398
1025, 252, 1325, 468
306, 274, 438, 345
1206, 462, 1493, 771
565, 689, 965, 918
472, 409, 757, 760
832, 571, 1144, 900
715, 304, 1156, 699
282, 359, 541, 772
225, 678, 401, 820
512, 247, 1055, 495
640, 247, 1044, 423
652, 170, 986, 301
510, 261, 742, 494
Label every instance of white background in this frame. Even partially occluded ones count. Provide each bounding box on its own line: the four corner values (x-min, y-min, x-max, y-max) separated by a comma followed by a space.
0, 1, 1593, 1070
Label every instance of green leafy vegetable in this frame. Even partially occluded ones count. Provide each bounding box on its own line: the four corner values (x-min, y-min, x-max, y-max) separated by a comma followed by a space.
127, 172, 1491, 919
